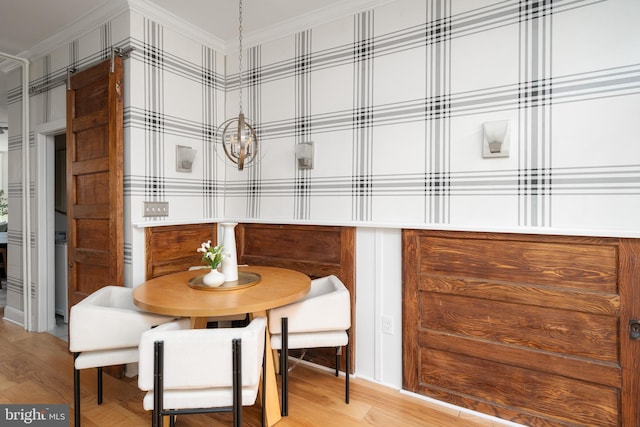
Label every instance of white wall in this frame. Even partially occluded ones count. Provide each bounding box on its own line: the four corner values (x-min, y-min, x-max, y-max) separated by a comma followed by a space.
356, 227, 403, 386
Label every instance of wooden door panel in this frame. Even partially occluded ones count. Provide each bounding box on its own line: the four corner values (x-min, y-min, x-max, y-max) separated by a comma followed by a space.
403, 230, 640, 427
421, 293, 618, 361
74, 249, 109, 267
419, 236, 618, 291
423, 276, 620, 315
422, 330, 621, 388
72, 111, 108, 132
75, 264, 110, 292
74, 127, 108, 152
67, 55, 124, 309
420, 348, 618, 426
76, 220, 110, 248
76, 173, 110, 202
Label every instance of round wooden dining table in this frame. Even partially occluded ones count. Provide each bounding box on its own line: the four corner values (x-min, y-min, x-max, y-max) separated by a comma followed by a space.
133, 265, 311, 427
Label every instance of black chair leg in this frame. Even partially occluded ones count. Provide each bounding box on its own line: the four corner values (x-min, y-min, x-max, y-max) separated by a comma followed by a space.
281, 317, 288, 417
345, 329, 350, 404
73, 353, 81, 427
262, 330, 266, 427
335, 347, 340, 377
153, 341, 163, 427
232, 338, 242, 427
97, 367, 103, 404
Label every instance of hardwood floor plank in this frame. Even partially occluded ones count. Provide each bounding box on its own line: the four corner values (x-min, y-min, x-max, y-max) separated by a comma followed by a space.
0, 310, 511, 426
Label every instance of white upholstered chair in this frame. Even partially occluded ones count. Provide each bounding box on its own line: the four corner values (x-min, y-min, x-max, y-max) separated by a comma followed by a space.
268, 275, 351, 416
69, 285, 177, 427
138, 316, 267, 427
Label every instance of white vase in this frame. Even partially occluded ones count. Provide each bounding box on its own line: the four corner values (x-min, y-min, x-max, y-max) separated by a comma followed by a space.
202, 268, 225, 287
220, 222, 238, 282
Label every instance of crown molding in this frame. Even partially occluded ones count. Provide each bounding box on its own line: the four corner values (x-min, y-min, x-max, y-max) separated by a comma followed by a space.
235, 0, 395, 53
25, 0, 130, 61
1, 0, 394, 72
130, 0, 394, 54
0, 53, 25, 74
1, 0, 129, 73
127, 0, 226, 52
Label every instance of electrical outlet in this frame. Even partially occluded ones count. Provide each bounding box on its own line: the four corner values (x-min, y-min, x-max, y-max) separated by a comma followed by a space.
143, 201, 169, 217
382, 315, 393, 335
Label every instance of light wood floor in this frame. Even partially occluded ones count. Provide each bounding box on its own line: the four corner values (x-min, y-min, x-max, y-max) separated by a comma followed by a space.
0, 309, 509, 427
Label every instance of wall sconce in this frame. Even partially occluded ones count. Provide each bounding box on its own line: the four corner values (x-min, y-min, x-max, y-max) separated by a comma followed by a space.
482, 120, 510, 158
295, 142, 314, 169
176, 145, 197, 172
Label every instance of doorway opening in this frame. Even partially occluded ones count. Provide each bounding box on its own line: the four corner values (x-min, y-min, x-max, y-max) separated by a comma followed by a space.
34, 121, 67, 336
52, 133, 68, 339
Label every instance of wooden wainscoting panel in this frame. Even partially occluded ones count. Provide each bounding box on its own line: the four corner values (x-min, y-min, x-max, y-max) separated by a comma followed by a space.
420, 292, 618, 362
236, 223, 356, 373
145, 223, 217, 279
236, 223, 350, 278
403, 230, 640, 427
420, 235, 618, 292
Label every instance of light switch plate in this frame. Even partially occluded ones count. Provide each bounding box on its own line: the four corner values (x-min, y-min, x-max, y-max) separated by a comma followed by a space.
143, 201, 169, 217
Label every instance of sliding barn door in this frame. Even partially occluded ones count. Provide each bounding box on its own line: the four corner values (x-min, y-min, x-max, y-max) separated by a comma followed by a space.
66, 56, 124, 308
403, 230, 640, 426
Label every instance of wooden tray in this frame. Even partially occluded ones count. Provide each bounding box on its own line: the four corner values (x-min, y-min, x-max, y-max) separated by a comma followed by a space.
188, 271, 261, 291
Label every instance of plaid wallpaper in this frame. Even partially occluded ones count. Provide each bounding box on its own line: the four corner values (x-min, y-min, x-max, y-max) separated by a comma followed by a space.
219, 0, 640, 232
13, 0, 640, 235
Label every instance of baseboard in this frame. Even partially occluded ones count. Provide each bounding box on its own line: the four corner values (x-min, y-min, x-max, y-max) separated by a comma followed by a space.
2, 306, 24, 327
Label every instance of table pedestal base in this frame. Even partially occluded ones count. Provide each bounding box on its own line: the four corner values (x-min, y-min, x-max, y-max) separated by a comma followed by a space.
253, 310, 282, 427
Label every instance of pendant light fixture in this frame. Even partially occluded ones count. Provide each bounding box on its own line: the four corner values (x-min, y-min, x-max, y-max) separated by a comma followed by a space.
219, 0, 258, 170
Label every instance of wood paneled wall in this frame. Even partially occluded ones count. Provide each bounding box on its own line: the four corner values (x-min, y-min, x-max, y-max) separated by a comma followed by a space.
235, 223, 355, 281
403, 230, 640, 427
145, 223, 217, 279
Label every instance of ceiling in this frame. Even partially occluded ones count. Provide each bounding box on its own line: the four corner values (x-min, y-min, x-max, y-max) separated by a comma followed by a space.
0, 0, 368, 57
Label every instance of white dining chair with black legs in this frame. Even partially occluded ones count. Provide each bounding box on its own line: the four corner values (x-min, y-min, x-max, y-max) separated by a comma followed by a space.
69, 285, 177, 427
138, 316, 267, 427
268, 275, 351, 416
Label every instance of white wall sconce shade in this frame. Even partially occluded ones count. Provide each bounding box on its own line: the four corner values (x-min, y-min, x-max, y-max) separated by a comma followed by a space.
295, 142, 314, 169
483, 120, 510, 158
176, 145, 197, 172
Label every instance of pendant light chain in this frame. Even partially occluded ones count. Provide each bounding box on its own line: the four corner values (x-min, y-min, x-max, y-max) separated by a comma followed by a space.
238, 0, 244, 114
219, 0, 257, 171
